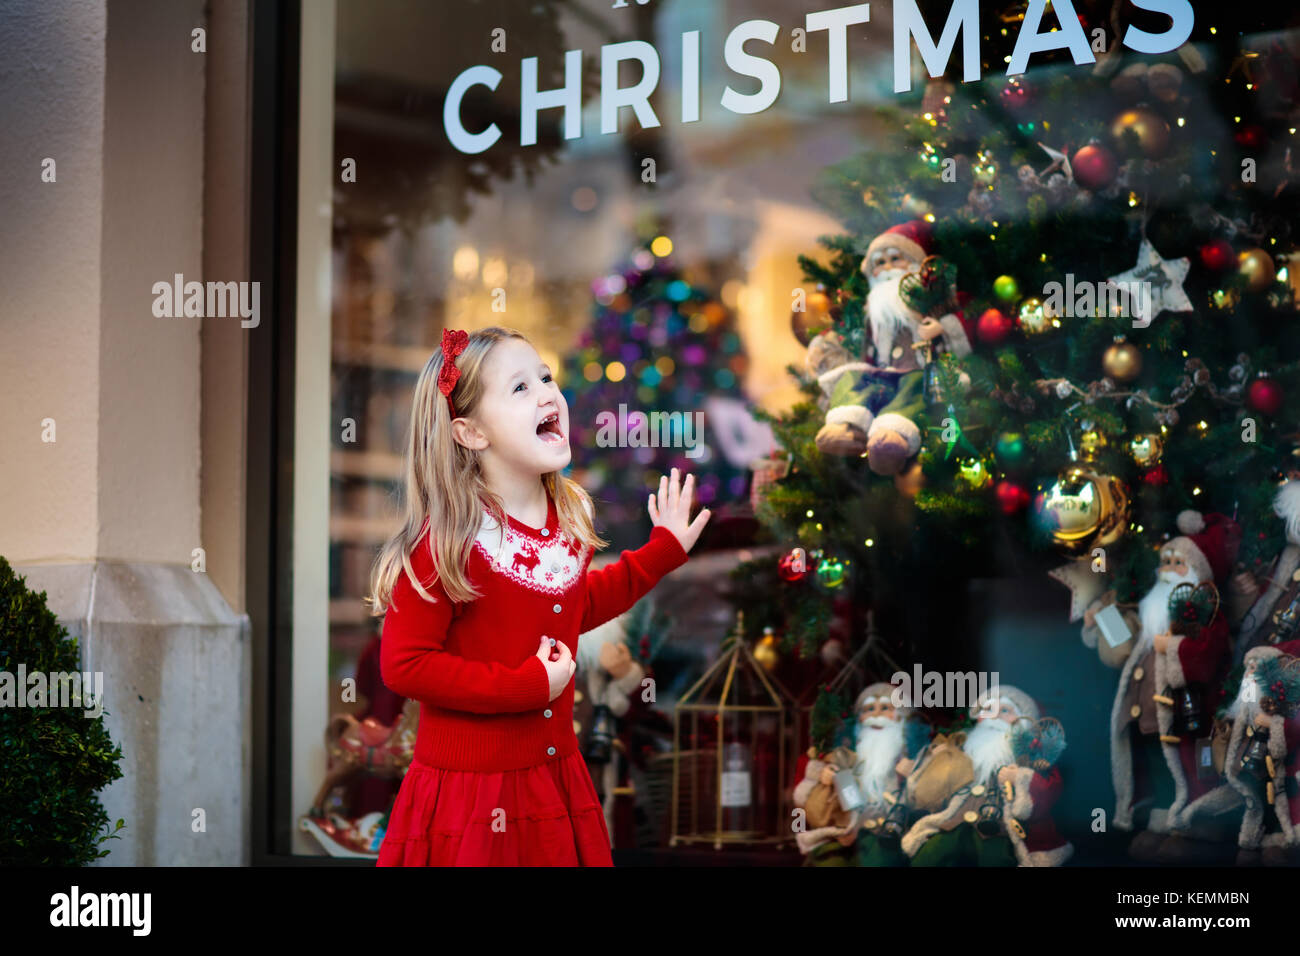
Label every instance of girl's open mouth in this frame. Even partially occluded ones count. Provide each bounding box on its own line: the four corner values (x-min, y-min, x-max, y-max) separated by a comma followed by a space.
536, 412, 566, 445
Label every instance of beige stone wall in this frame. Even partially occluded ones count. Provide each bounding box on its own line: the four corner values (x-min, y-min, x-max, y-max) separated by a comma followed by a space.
1, 0, 252, 866
1, 1, 249, 599
202, 0, 252, 615
0, 1, 108, 563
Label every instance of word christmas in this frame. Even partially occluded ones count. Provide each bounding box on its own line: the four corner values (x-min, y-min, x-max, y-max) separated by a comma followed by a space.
444, 0, 1194, 154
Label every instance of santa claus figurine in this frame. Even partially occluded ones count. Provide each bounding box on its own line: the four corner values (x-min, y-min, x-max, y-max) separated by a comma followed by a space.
792, 745, 864, 866
1082, 509, 1240, 863
902, 686, 1072, 866
850, 682, 927, 866
1236, 478, 1300, 666
1179, 640, 1300, 866
861, 221, 971, 478
860, 220, 972, 371
809, 221, 974, 479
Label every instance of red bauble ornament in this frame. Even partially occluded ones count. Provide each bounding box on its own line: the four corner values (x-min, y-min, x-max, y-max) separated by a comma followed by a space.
778, 548, 817, 582
1143, 465, 1170, 487
1071, 143, 1118, 191
1199, 239, 1234, 272
977, 308, 1013, 345
1247, 376, 1285, 416
1235, 124, 1267, 150
995, 479, 1031, 514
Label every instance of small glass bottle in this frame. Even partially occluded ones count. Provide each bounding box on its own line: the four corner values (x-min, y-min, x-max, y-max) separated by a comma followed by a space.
720, 738, 753, 835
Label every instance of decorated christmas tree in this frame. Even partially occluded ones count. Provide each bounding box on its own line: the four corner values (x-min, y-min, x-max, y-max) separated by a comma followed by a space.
562, 227, 761, 552
737, 5, 1300, 747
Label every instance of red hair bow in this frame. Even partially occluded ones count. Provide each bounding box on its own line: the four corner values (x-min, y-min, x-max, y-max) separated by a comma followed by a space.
437, 328, 469, 417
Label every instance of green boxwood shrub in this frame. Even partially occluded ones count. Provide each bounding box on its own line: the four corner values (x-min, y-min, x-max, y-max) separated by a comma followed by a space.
0, 556, 125, 864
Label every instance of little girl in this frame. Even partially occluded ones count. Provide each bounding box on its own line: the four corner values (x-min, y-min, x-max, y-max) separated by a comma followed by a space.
369, 325, 711, 866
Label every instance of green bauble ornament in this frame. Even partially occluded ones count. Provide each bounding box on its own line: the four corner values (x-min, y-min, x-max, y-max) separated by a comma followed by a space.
993, 275, 1020, 302
955, 456, 993, 490
1017, 297, 1054, 336
995, 432, 1028, 468
816, 556, 846, 589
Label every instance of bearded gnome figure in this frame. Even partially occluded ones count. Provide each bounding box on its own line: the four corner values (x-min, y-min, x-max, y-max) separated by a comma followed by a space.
1082, 509, 1240, 863
1179, 640, 1300, 865
851, 682, 927, 866
901, 686, 1073, 867
811, 221, 972, 481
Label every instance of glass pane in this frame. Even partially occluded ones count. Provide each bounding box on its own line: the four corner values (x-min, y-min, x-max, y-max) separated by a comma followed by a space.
320, 2, 1297, 866
322, 0, 895, 852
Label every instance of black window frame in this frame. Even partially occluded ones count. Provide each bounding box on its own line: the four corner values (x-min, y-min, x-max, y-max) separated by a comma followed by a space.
248, 0, 339, 865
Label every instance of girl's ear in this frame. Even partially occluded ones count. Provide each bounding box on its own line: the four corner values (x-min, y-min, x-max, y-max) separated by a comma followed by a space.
451, 417, 488, 451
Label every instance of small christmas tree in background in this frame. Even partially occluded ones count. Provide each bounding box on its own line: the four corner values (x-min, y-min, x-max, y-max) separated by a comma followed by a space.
736, 4, 1300, 726
0, 557, 125, 864
562, 224, 760, 552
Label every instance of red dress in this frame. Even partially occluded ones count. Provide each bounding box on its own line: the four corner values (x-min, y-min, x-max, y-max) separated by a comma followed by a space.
375, 492, 689, 867
376, 751, 613, 866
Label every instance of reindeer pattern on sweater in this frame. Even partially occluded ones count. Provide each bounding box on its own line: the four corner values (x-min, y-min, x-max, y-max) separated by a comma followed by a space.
474, 508, 589, 595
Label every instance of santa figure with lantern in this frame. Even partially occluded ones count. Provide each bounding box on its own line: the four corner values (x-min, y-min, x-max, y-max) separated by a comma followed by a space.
850, 681, 929, 866
1081, 509, 1240, 863
860, 221, 972, 373
901, 685, 1072, 867
1179, 639, 1300, 865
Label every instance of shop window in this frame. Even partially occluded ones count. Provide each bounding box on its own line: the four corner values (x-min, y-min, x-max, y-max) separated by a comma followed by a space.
311, 0, 899, 855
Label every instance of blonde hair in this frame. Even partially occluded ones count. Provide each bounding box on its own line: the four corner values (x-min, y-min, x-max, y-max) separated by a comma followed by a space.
367, 326, 606, 612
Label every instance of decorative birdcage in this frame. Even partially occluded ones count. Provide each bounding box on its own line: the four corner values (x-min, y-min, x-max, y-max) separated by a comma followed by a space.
670, 611, 799, 849
797, 611, 901, 755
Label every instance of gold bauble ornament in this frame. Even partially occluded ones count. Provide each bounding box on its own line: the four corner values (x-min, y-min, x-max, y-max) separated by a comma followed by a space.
1238, 248, 1276, 294
1110, 107, 1170, 159
791, 290, 834, 346
1102, 339, 1142, 382
1128, 433, 1163, 467
1017, 297, 1054, 336
753, 628, 781, 672
1036, 464, 1132, 557
1078, 427, 1107, 461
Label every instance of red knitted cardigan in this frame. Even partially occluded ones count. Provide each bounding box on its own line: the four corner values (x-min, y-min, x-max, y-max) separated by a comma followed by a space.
380, 493, 690, 772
